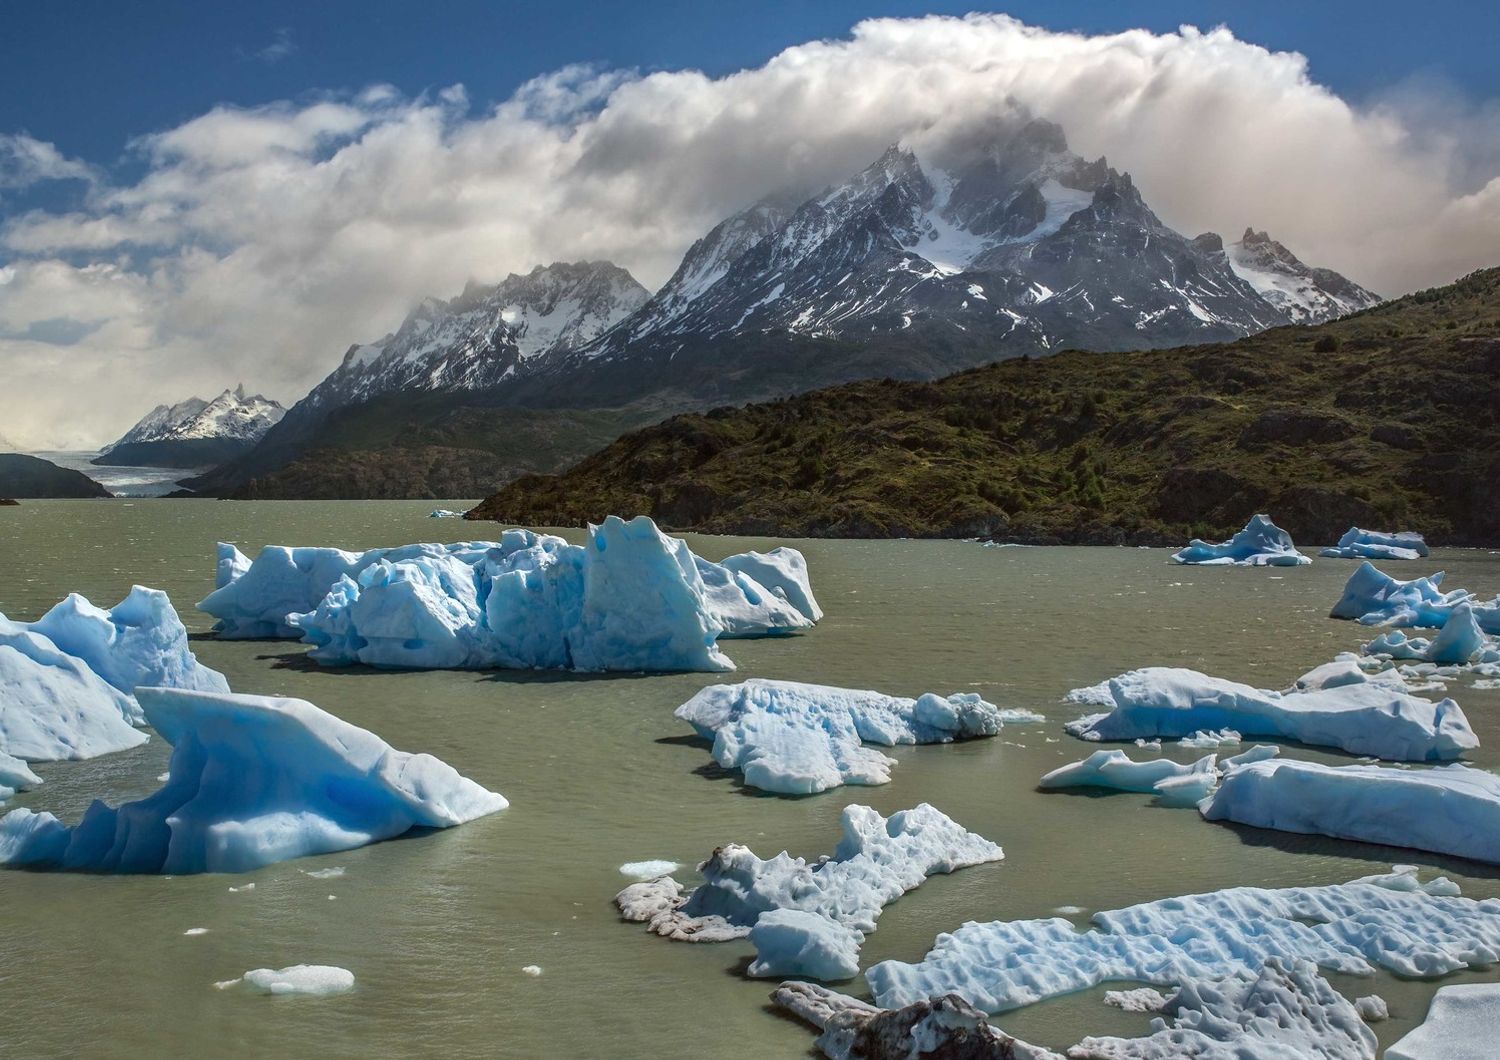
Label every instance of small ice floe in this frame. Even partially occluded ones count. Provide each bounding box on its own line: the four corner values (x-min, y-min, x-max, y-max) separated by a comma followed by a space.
1038, 749, 1218, 796
675, 679, 1013, 794
618, 860, 678, 879
217, 965, 355, 997
1103, 987, 1169, 1012
1202, 760, 1500, 864
1063, 665, 1475, 762
0, 752, 41, 806
301, 867, 345, 880
521, 965, 542, 977
1052, 905, 1085, 916
616, 803, 1001, 980
864, 865, 1495, 1014
0, 688, 506, 873
428, 509, 462, 519
228, 883, 255, 893
183, 928, 208, 936
1178, 728, 1241, 749
1387, 983, 1500, 1060
1355, 995, 1388, 1022
1364, 603, 1491, 666
1320, 527, 1429, 561
1170, 514, 1311, 567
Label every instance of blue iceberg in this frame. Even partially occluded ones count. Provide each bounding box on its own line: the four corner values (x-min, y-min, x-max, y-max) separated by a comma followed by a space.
615, 803, 1002, 980
1319, 526, 1430, 560
676, 679, 1013, 794
1363, 603, 1491, 665
1171, 514, 1311, 566
1330, 561, 1500, 633
0, 687, 507, 873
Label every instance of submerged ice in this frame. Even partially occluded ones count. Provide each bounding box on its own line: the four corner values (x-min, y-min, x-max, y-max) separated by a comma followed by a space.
0, 688, 506, 873
675, 679, 1011, 794
615, 803, 1001, 979
1170, 514, 1311, 567
1064, 665, 1475, 762
866, 865, 1499, 1013
202, 518, 822, 673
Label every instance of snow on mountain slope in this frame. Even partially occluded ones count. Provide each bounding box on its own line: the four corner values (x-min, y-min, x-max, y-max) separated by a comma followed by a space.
104, 386, 284, 451
1227, 228, 1382, 324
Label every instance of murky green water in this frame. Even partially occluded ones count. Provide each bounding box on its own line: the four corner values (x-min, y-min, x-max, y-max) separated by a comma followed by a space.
2, 500, 1499, 1058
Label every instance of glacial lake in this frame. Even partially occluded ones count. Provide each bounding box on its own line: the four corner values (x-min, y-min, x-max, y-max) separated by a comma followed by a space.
2, 499, 1499, 1058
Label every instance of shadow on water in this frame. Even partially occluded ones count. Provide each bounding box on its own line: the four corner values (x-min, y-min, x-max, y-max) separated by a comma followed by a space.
1209, 819, 1500, 881
655, 734, 809, 799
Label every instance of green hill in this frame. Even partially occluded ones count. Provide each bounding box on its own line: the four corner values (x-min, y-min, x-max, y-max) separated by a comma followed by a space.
468, 268, 1500, 545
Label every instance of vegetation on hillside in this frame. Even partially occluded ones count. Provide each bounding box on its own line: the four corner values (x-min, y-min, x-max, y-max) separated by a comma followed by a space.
469, 268, 1500, 545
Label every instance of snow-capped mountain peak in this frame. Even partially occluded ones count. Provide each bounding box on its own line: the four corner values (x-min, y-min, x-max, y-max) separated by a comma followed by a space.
105, 387, 285, 451
1226, 228, 1381, 324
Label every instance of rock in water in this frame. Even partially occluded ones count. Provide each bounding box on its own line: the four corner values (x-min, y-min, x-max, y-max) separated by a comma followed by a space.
676, 678, 1011, 794
0, 688, 507, 873
1171, 514, 1311, 566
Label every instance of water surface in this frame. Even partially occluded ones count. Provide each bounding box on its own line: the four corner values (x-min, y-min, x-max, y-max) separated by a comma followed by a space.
2, 500, 1498, 1057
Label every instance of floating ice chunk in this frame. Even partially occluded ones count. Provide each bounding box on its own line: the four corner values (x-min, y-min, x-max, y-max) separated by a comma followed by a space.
615, 803, 1001, 979
1319, 527, 1429, 561
0, 618, 145, 762
225, 965, 355, 997
1291, 656, 1398, 692
28, 587, 229, 714
228, 882, 255, 893
1038, 749, 1217, 794
184, 928, 208, 936
0, 688, 507, 874
301, 867, 345, 880
718, 548, 823, 624
770, 981, 1059, 1060
866, 865, 1493, 1014
1201, 760, 1500, 864
521, 965, 542, 977
1354, 994, 1388, 1022
1072, 959, 1375, 1060
1330, 561, 1500, 633
619, 860, 678, 879
1220, 744, 1279, 770
428, 509, 462, 518
1178, 728, 1241, 748
1387, 983, 1500, 1060
1150, 771, 1219, 808
694, 556, 812, 637
1064, 666, 1476, 762
1104, 987, 1169, 1012
676, 679, 1008, 794
0, 750, 40, 803
1364, 603, 1489, 665
1170, 514, 1311, 566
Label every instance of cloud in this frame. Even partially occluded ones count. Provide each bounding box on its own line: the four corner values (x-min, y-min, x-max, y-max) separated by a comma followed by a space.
1, 14, 1497, 448
246, 27, 297, 65
0, 134, 98, 193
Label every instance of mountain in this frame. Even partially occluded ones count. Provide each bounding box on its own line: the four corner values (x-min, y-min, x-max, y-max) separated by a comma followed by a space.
183, 261, 648, 496
468, 267, 1500, 546
96, 385, 287, 468
0, 454, 112, 498
1225, 228, 1381, 324
192, 119, 1379, 499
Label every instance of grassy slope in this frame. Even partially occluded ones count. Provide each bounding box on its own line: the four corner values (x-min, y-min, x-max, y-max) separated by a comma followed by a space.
469, 268, 1500, 545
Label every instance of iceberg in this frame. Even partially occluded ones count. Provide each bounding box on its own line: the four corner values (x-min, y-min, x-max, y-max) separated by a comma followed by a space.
1330, 561, 1500, 633
1201, 759, 1500, 864
675, 679, 1009, 794
865, 865, 1498, 1013
0, 687, 507, 874
770, 981, 1059, 1060
0, 750, 41, 804
0, 618, 145, 761
428, 509, 462, 518
1363, 603, 1490, 665
28, 586, 229, 710
203, 519, 821, 669
1387, 984, 1500, 1060
219, 965, 356, 997
1038, 749, 1218, 794
1319, 526, 1430, 561
615, 803, 1001, 979
1170, 514, 1311, 566
1064, 666, 1476, 762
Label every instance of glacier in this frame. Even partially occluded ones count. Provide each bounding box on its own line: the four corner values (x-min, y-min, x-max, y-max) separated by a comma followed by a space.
1329, 561, 1500, 633
201, 519, 821, 672
865, 865, 1498, 1013
1063, 665, 1476, 762
675, 679, 1011, 794
1170, 514, 1311, 566
0, 687, 507, 873
1201, 759, 1500, 864
615, 803, 1001, 979
1387, 984, 1500, 1060
1319, 526, 1429, 561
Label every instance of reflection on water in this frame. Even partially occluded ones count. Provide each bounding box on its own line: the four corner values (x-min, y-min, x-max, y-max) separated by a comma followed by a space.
1, 499, 1498, 1058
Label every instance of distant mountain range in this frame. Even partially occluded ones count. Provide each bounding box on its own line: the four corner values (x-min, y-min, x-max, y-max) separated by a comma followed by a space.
469, 267, 1500, 546
181, 118, 1378, 499
96, 385, 286, 468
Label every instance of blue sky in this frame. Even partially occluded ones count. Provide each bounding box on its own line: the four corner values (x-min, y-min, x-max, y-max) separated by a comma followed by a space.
5, 1, 1498, 166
